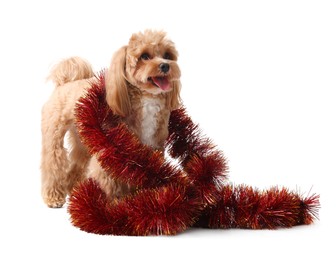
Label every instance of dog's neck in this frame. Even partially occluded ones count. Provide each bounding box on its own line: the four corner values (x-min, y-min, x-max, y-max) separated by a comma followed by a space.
125, 84, 170, 150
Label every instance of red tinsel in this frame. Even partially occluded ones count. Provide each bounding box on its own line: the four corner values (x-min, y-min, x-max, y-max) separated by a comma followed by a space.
195, 185, 319, 229
68, 72, 319, 235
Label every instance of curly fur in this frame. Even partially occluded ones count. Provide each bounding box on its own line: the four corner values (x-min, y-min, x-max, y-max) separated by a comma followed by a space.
41, 30, 181, 207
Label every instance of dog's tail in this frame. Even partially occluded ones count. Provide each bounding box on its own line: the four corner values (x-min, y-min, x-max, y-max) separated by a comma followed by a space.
48, 57, 94, 87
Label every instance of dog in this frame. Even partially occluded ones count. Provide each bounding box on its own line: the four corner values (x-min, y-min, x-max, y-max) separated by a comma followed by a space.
41, 30, 181, 208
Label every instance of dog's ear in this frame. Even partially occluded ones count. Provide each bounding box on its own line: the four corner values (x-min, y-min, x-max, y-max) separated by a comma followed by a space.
105, 46, 131, 117
166, 79, 181, 111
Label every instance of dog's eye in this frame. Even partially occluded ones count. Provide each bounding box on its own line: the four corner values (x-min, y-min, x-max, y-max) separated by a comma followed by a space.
163, 52, 172, 60
140, 53, 150, 60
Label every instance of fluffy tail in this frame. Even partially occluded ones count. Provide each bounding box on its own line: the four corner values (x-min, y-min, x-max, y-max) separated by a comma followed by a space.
48, 57, 94, 87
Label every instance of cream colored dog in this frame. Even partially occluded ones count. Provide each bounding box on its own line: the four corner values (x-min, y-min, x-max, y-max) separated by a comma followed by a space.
41, 30, 181, 208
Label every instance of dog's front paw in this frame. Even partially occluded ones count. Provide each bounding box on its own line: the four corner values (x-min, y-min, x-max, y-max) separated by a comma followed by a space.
43, 190, 66, 208
45, 197, 66, 208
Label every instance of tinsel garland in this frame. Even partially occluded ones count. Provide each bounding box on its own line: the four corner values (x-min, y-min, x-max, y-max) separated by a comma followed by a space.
68, 72, 319, 235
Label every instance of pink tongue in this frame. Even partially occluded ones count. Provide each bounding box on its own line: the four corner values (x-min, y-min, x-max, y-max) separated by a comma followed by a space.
152, 77, 170, 90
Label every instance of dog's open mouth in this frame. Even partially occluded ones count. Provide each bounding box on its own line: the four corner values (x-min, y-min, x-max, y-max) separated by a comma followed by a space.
148, 77, 171, 91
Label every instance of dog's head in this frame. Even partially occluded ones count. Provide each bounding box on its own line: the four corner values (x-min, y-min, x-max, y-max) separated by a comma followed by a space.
105, 30, 181, 117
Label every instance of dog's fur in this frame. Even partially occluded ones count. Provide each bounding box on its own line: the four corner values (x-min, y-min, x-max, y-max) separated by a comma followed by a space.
41, 30, 181, 208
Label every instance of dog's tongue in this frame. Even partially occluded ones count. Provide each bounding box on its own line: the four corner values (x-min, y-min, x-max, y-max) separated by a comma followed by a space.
152, 77, 170, 90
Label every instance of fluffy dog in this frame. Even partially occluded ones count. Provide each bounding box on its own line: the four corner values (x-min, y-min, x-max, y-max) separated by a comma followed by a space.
41, 30, 181, 208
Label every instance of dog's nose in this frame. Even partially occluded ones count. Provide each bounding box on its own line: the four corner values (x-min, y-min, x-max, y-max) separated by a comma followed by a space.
159, 63, 170, 73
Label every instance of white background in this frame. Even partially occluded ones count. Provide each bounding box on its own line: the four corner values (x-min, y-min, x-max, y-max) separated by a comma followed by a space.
0, 0, 335, 259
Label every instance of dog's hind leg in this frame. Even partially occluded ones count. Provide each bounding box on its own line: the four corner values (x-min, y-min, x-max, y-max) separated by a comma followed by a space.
66, 125, 90, 194
40, 106, 70, 208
